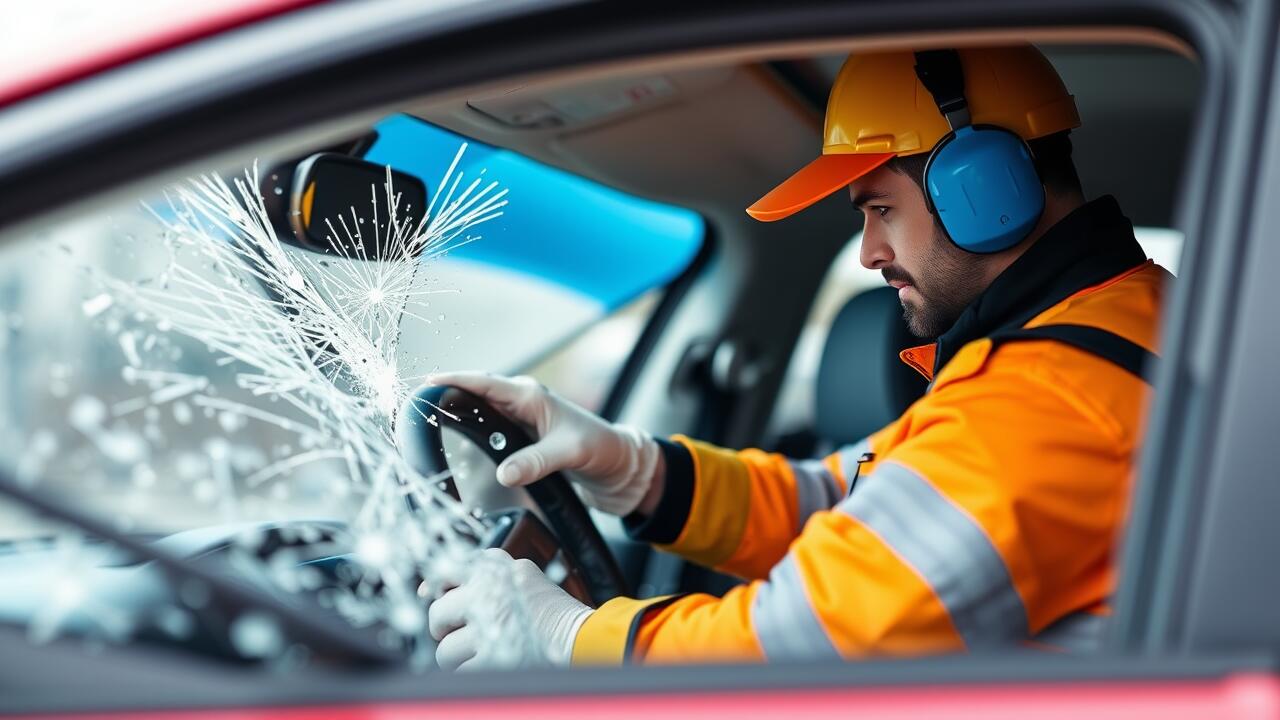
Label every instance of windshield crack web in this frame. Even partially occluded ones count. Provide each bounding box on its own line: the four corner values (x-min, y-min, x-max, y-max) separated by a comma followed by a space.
12, 144, 545, 670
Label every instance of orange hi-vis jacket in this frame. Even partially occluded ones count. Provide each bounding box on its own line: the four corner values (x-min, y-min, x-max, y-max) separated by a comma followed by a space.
573, 196, 1170, 664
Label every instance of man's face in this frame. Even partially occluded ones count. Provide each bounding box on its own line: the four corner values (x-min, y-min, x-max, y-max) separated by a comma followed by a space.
849, 165, 990, 338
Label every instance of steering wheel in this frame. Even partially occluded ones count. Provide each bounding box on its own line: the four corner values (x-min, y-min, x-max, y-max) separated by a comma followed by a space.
396, 385, 629, 607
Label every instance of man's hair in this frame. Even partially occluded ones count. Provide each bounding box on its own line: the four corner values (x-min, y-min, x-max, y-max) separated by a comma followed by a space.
888, 130, 1083, 198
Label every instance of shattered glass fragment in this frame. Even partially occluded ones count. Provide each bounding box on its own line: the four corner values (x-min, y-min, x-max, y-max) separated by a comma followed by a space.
81, 293, 114, 318
154, 606, 195, 640
68, 396, 107, 429
544, 557, 568, 585
229, 612, 284, 659
11, 143, 524, 668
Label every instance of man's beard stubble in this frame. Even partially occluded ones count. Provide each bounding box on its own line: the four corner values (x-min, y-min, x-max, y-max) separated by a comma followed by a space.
890, 226, 988, 339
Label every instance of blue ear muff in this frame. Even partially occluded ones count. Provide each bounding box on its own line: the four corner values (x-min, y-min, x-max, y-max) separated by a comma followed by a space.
923, 125, 1045, 254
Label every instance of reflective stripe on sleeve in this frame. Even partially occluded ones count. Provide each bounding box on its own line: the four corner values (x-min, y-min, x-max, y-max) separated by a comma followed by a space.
838, 461, 1029, 648
750, 554, 842, 661
788, 458, 841, 533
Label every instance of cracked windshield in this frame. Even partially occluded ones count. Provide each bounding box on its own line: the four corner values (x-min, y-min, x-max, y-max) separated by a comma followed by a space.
0, 114, 703, 668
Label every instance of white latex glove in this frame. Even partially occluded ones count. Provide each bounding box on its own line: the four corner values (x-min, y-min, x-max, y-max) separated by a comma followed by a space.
428, 547, 592, 671
427, 372, 660, 517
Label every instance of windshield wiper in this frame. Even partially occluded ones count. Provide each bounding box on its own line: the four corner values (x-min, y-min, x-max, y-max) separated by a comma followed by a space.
0, 467, 403, 668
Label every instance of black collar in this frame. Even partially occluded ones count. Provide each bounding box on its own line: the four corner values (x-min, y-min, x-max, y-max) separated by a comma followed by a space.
932, 195, 1147, 376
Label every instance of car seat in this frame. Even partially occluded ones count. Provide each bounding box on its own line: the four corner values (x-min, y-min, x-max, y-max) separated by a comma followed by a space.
777, 286, 928, 457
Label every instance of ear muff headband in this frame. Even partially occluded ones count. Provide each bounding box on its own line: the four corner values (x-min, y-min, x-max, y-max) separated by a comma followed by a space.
913, 50, 1045, 254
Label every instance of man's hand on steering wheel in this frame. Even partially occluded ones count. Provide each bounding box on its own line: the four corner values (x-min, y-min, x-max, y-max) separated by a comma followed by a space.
419, 372, 666, 670
427, 372, 665, 518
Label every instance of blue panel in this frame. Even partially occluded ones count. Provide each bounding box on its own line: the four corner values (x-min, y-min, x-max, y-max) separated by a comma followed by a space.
363, 114, 705, 310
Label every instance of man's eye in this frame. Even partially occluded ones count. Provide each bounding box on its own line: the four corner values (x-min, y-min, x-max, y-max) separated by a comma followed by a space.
873, 206, 890, 218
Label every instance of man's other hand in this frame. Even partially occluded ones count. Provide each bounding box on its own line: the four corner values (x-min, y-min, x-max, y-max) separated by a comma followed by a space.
428, 547, 592, 671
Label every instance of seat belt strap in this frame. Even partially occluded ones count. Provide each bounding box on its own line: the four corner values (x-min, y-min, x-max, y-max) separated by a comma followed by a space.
987, 324, 1157, 384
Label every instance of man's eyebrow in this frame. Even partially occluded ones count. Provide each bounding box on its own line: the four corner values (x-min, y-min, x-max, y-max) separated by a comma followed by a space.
850, 190, 889, 209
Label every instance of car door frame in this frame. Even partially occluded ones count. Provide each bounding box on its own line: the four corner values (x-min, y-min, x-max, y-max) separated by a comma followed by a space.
1111, 0, 1280, 655
0, 0, 1275, 713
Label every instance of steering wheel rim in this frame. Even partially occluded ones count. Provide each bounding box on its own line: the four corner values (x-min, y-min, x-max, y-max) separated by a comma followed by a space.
397, 384, 630, 606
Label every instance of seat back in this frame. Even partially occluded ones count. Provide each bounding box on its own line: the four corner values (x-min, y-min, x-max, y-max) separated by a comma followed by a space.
815, 286, 928, 447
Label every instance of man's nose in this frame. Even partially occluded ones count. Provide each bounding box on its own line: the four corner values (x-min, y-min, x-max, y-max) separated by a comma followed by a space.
860, 226, 893, 270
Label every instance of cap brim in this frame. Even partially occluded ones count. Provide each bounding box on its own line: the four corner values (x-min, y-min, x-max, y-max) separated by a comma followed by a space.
747, 152, 896, 222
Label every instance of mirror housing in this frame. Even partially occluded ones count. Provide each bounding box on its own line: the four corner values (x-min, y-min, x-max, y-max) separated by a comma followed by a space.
273, 153, 428, 259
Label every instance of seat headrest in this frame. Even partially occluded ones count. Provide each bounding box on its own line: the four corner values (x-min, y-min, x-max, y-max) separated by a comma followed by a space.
815, 286, 929, 446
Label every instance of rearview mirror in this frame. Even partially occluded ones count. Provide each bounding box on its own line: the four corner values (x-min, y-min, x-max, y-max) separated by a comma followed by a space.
284, 153, 428, 259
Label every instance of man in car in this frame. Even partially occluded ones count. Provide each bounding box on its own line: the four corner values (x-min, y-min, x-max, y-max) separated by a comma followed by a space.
425, 45, 1169, 669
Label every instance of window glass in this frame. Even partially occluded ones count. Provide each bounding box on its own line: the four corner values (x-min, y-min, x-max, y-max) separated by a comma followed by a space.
766, 227, 1182, 440
0, 112, 704, 666
363, 114, 703, 382
0, 115, 703, 537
